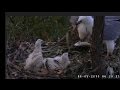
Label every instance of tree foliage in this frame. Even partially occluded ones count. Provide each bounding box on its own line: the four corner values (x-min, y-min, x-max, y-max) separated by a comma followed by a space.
6, 16, 70, 42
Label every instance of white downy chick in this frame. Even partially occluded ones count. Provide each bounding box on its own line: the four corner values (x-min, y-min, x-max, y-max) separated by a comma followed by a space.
43, 52, 70, 73
24, 39, 44, 71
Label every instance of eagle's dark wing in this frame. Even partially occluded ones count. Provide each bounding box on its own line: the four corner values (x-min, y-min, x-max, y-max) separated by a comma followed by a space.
103, 20, 120, 40
105, 16, 120, 21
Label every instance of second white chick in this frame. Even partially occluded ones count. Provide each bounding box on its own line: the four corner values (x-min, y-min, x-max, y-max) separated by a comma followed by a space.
43, 52, 70, 74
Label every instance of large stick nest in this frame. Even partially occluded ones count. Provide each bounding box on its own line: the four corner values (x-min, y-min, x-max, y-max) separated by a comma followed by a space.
6, 31, 120, 79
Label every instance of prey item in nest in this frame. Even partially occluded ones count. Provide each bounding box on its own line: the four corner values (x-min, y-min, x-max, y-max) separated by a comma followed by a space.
74, 41, 91, 47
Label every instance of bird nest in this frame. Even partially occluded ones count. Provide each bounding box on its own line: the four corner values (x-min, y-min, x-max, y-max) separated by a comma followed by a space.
6, 37, 120, 79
